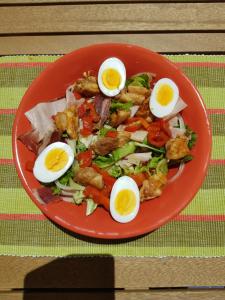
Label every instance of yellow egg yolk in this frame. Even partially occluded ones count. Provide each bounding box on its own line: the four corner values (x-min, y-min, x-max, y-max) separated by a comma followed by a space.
156, 84, 174, 106
115, 189, 136, 216
45, 148, 69, 172
102, 68, 121, 90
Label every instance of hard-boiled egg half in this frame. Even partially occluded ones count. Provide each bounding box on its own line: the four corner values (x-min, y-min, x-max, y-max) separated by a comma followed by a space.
110, 176, 140, 223
149, 78, 179, 118
98, 57, 126, 97
33, 142, 74, 183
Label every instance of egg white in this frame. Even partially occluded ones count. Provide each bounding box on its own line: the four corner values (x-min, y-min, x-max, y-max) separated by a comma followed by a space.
110, 176, 140, 223
33, 142, 74, 183
98, 57, 126, 97
149, 78, 179, 118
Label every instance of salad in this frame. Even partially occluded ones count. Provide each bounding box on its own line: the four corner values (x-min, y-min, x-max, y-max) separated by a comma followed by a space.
19, 57, 197, 223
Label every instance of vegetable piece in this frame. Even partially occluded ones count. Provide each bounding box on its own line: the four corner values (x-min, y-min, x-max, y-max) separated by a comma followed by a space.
110, 100, 133, 112
105, 130, 118, 138
147, 120, 171, 147
69, 178, 85, 191
58, 168, 74, 185
130, 173, 147, 187
130, 130, 148, 142
52, 185, 61, 195
126, 73, 150, 89
84, 186, 110, 210
94, 155, 114, 168
156, 159, 168, 175
76, 140, 87, 152
185, 126, 197, 149
66, 139, 76, 154
134, 142, 165, 154
86, 198, 98, 216
148, 155, 163, 169
73, 190, 85, 204
108, 165, 123, 178
99, 125, 116, 137
112, 142, 136, 162
77, 149, 92, 167
92, 163, 116, 188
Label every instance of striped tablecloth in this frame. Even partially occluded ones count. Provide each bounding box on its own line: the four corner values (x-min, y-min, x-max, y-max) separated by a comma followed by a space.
0, 54, 224, 257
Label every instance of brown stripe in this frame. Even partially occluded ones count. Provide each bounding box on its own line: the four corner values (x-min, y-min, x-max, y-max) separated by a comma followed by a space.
0, 219, 224, 247
0, 114, 14, 135
0, 164, 224, 189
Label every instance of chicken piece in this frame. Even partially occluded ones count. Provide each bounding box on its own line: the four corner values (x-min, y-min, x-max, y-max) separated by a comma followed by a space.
127, 85, 150, 97
166, 135, 190, 160
75, 167, 104, 189
140, 173, 167, 201
117, 131, 131, 147
110, 110, 131, 127
92, 137, 118, 156
116, 90, 145, 105
74, 72, 100, 97
136, 98, 153, 122
54, 105, 78, 139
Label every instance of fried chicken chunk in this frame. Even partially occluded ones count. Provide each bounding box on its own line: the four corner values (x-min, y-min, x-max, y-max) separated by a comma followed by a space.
136, 98, 153, 122
117, 131, 131, 147
92, 137, 118, 156
166, 135, 190, 160
54, 105, 78, 139
74, 72, 100, 97
74, 167, 104, 189
140, 173, 167, 201
110, 110, 131, 127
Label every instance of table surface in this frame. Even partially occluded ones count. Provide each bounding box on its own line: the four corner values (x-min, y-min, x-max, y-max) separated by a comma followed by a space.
0, 0, 225, 299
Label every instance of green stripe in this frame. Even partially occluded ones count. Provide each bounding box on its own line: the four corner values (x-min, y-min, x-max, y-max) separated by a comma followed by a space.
182, 66, 225, 88
1, 159, 224, 189
0, 67, 45, 87
211, 136, 225, 160
0, 188, 39, 214
0, 87, 27, 108
0, 55, 61, 63
209, 114, 225, 136
0, 114, 14, 135
167, 54, 225, 63
196, 87, 225, 109
181, 189, 225, 215
0, 245, 224, 257
0, 220, 224, 249
0, 165, 21, 188
0, 136, 12, 159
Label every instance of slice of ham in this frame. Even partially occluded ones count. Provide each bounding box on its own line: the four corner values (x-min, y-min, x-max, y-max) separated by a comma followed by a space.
94, 94, 111, 127
33, 187, 61, 204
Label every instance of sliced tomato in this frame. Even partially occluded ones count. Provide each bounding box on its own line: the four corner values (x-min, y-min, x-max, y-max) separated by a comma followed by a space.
84, 186, 109, 211
77, 149, 92, 167
147, 120, 171, 147
130, 173, 147, 187
125, 124, 142, 132
80, 128, 92, 137
105, 130, 118, 138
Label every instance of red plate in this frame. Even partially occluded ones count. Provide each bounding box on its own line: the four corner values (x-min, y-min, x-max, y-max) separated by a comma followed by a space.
12, 44, 211, 239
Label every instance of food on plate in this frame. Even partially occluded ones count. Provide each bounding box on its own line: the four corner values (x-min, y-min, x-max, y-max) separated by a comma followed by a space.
98, 57, 126, 97
19, 57, 197, 222
110, 176, 140, 223
33, 142, 74, 183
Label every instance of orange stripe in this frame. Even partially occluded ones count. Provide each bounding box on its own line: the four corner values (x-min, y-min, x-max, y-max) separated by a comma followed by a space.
207, 109, 225, 115
0, 108, 17, 115
0, 213, 46, 220
0, 159, 14, 165
0, 213, 224, 222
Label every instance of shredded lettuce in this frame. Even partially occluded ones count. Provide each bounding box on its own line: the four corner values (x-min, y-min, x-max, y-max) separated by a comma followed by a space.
126, 74, 150, 89
108, 165, 122, 178
69, 178, 85, 191
58, 168, 74, 186
94, 155, 115, 168
112, 142, 136, 161
73, 190, 85, 205
51, 185, 61, 195
185, 126, 197, 149
99, 125, 116, 136
86, 198, 98, 216
134, 142, 165, 154
76, 140, 87, 153
110, 101, 133, 112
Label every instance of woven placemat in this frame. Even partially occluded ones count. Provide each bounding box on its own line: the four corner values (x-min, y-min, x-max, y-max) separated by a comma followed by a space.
0, 54, 224, 257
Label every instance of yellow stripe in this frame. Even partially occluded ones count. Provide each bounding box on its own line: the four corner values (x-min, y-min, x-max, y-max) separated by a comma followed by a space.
0, 87, 27, 108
